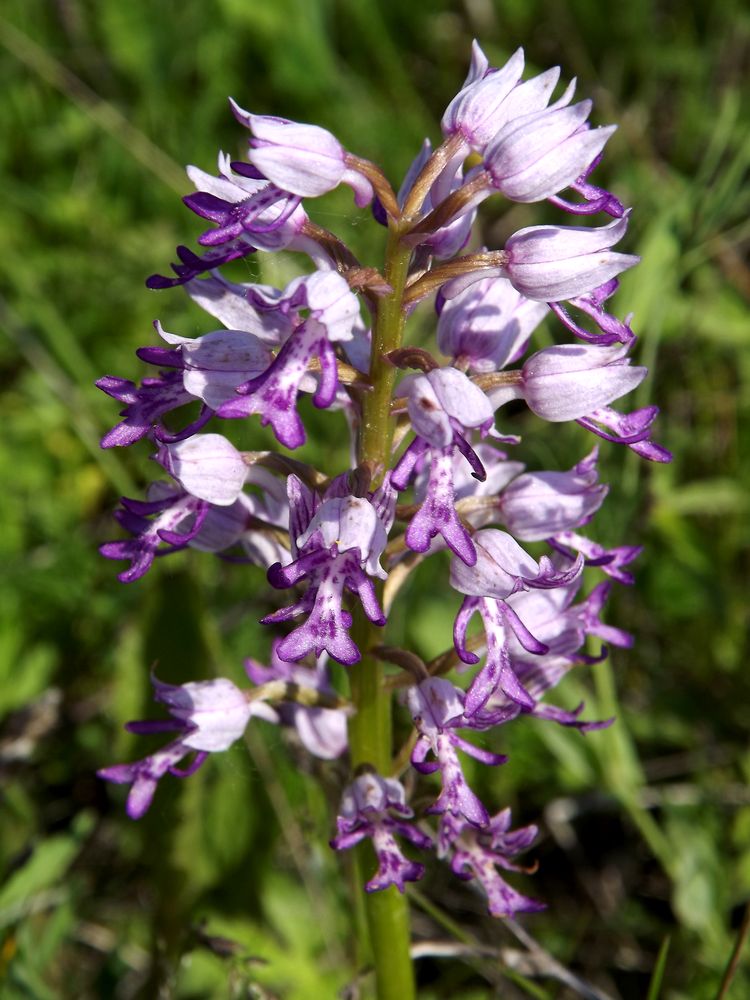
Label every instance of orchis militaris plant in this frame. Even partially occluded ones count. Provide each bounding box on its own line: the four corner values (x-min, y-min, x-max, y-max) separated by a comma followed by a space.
97, 41, 669, 999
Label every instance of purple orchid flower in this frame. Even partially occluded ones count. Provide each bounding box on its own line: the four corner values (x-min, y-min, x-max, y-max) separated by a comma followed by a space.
482, 103, 616, 205
442, 47, 526, 154
498, 448, 608, 540
218, 271, 361, 448
96, 371, 207, 448
98, 675, 277, 819
100, 489, 209, 582
439, 808, 545, 917
407, 678, 507, 827
503, 213, 639, 301
463, 576, 624, 731
98, 44, 669, 928
331, 770, 432, 893
577, 404, 672, 462
450, 529, 583, 713
548, 530, 643, 585
147, 151, 333, 287
262, 476, 393, 665
392, 367, 505, 565
488, 341, 647, 422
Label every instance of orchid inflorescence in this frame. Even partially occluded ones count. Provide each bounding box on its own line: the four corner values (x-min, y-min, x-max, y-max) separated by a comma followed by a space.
97, 42, 668, 922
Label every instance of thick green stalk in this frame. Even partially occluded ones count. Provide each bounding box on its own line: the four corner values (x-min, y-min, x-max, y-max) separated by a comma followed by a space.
348, 228, 415, 1000
358, 230, 412, 472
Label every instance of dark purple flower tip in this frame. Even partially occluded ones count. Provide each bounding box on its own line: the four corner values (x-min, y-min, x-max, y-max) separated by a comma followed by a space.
136, 346, 184, 367
168, 751, 209, 778
146, 273, 178, 291
125, 719, 183, 735
96, 375, 137, 403
147, 242, 257, 289
365, 856, 425, 894
229, 160, 265, 179
183, 191, 232, 222
371, 195, 388, 227
266, 561, 288, 588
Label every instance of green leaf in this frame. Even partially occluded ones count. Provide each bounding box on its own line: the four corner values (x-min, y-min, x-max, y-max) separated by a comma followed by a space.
646, 935, 671, 1000
666, 809, 728, 951
0, 812, 93, 921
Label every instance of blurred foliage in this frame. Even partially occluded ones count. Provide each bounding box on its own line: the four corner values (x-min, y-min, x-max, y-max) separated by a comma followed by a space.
0, 0, 748, 996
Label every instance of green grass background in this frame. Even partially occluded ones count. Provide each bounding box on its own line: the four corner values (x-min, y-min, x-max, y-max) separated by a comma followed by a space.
0, 1, 748, 996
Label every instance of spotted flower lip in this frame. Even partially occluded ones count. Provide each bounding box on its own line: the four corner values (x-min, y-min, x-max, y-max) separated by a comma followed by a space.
392, 367, 505, 565
263, 476, 393, 666
330, 771, 432, 893
215, 270, 361, 449
440, 808, 545, 918
407, 678, 507, 827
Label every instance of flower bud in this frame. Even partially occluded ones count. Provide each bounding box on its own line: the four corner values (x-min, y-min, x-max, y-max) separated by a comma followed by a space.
505, 214, 639, 301
520, 343, 647, 421
232, 103, 373, 206
159, 433, 248, 505
484, 102, 616, 203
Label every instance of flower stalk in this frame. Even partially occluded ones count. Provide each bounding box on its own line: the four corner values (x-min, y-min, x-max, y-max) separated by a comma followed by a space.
348, 224, 416, 999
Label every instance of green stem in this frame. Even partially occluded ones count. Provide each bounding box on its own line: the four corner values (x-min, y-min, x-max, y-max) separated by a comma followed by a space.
348, 228, 416, 1000
358, 230, 412, 472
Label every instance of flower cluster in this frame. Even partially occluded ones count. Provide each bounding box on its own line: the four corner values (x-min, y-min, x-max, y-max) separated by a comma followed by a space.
98, 42, 667, 921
